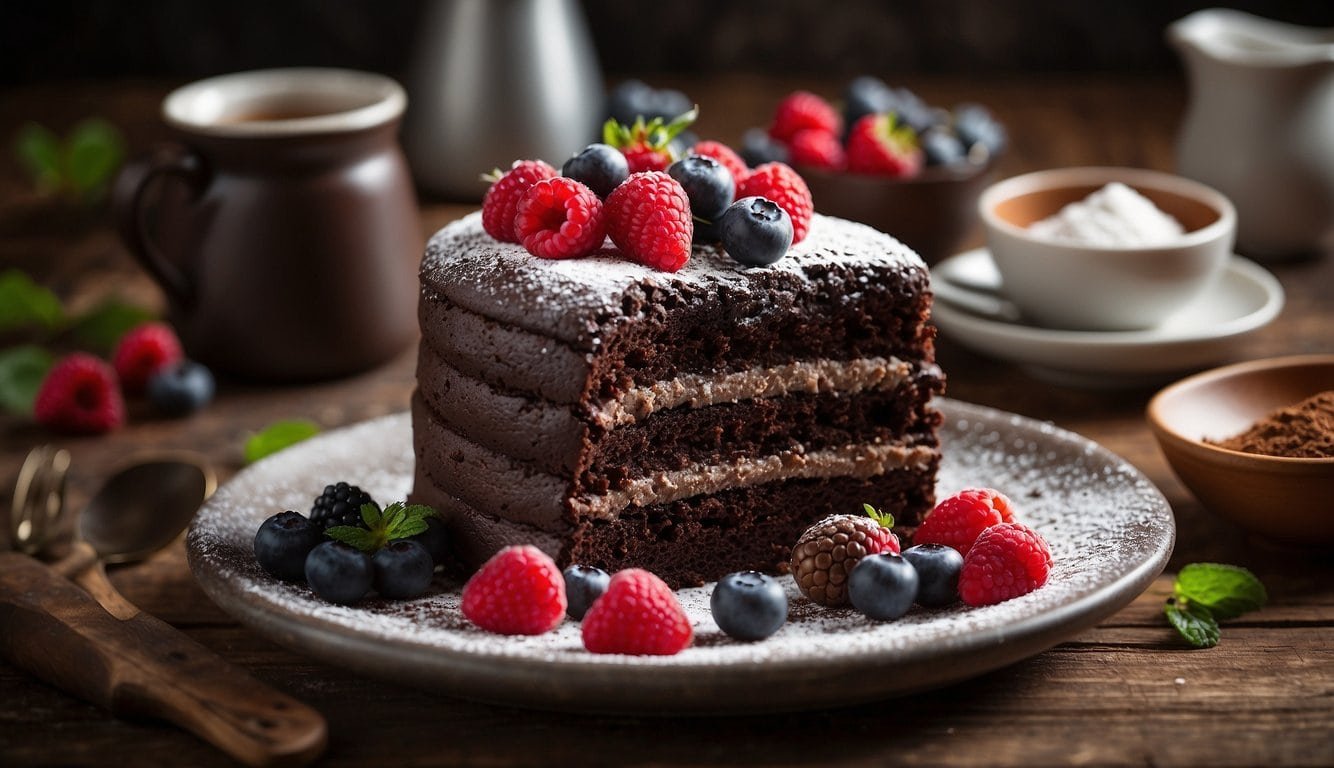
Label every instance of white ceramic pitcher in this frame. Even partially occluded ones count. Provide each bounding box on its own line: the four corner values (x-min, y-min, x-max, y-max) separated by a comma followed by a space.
1169, 9, 1334, 258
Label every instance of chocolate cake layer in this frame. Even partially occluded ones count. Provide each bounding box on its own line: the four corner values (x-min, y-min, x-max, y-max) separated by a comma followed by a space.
413, 394, 939, 531
410, 460, 939, 589
416, 341, 944, 480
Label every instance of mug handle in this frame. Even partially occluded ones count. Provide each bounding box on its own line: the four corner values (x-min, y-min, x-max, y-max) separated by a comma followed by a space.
111, 143, 208, 309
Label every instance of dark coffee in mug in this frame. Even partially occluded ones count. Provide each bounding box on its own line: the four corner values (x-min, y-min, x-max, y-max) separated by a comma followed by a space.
112, 68, 422, 382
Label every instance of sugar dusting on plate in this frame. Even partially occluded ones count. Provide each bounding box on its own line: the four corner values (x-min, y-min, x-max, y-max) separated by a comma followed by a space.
186, 402, 1173, 699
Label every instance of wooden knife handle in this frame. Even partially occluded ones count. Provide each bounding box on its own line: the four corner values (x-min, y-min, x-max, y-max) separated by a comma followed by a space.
0, 552, 326, 767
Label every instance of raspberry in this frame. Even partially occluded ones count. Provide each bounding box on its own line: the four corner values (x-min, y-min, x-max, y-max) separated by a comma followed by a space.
513, 177, 606, 259
769, 91, 842, 143
787, 129, 846, 170
581, 568, 692, 655
460, 545, 566, 635
958, 523, 1052, 606
33, 353, 124, 434
604, 171, 693, 271
846, 113, 923, 178
481, 160, 557, 243
112, 322, 183, 395
790, 507, 900, 607
914, 488, 1016, 556
689, 140, 750, 186
604, 109, 697, 174
737, 162, 814, 243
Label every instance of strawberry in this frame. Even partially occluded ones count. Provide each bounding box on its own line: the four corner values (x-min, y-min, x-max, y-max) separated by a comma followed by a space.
846, 113, 923, 178
33, 353, 125, 434
460, 545, 567, 635
603, 108, 697, 173
787, 129, 846, 170
604, 171, 694, 271
513, 177, 606, 259
481, 160, 558, 243
736, 162, 814, 243
689, 140, 750, 187
913, 488, 1017, 557
581, 568, 693, 655
768, 91, 841, 143
112, 322, 183, 395
958, 523, 1052, 606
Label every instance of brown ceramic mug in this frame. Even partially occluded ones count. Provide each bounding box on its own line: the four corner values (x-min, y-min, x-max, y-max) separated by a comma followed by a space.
113, 68, 421, 381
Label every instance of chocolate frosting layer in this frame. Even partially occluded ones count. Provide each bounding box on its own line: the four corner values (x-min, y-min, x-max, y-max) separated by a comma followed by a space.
421, 212, 928, 350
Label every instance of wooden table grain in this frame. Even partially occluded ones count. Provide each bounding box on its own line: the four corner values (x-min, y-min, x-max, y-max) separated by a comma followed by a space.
2, 75, 1331, 767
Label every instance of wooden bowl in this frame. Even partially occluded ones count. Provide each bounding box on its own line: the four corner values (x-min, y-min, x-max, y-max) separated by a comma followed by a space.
1147, 355, 1334, 546
797, 156, 997, 264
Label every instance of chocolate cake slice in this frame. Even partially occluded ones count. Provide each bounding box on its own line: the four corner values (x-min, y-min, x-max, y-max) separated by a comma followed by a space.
409, 211, 943, 587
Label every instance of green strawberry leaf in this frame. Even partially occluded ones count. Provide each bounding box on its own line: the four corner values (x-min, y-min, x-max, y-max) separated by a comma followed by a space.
66, 300, 156, 355
14, 122, 62, 193
1165, 598, 1220, 648
0, 345, 54, 416
862, 502, 895, 529
1174, 563, 1268, 621
243, 419, 321, 464
0, 270, 65, 333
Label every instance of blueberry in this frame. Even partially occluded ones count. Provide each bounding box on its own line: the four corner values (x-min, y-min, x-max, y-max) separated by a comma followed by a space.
304, 541, 373, 604
954, 103, 1007, 156
710, 571, 787, 641
848, 553, 919, 621
254, 511, 324, 582
147, 360, 214, 417
740, 127, 789, 167
371, 540, 434, 600
893, 87, 942, 133
668, 154, 735, 222
843, 76, 896, 136
901, 543, 963, 607
409, 516, 450, 569
648, 88, 693, 121
606, 79, 656, 124
563, 564, 610, 620
920, 127, 967, 167
562, 143, 629, 200
719, 196, 793, 267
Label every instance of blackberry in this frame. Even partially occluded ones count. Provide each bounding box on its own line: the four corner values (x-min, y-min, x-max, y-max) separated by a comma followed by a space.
310, 482, 378, 530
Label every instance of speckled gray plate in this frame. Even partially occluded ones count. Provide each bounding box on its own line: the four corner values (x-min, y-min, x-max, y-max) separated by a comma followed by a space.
187, 399, 1174, 714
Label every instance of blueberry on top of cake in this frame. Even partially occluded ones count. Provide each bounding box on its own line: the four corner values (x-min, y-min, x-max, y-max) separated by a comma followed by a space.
410, 211, 943, 588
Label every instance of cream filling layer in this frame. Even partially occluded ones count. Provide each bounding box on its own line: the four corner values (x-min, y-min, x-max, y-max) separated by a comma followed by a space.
569, 440, 938, 520
590, 356, 912, 429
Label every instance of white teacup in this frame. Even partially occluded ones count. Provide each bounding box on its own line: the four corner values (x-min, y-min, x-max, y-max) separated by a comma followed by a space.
979, 167, 1236, 331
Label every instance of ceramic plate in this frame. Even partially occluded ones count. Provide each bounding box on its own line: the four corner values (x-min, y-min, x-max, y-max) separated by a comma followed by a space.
187, 401, 1174, 714
930, 249, 1284, 387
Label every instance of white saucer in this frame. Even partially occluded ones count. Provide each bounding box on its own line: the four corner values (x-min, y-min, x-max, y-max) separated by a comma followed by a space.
930, 248, 1285, 387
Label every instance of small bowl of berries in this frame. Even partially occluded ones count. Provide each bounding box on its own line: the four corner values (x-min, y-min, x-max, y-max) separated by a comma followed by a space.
745, 77, 1006, 264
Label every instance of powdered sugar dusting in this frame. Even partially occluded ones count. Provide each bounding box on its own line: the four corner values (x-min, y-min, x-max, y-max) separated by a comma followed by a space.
187, 399, 1173, 708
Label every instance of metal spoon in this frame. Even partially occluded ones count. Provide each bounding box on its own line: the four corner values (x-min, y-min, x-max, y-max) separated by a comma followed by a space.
0, 449, 327, 766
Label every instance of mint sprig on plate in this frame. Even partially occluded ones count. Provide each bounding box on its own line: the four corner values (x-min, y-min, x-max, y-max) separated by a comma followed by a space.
327, 502, 437, 553
1164, 563, 1267, 648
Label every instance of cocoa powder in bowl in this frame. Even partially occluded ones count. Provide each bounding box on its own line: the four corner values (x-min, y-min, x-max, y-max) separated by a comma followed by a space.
1208, 390, 1334, 459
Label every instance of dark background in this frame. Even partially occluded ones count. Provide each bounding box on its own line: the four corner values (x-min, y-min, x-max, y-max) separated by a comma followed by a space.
2, 0, 1331, 85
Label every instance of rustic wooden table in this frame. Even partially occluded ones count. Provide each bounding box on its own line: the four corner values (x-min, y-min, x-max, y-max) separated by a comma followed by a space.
1, 75, 1331, 767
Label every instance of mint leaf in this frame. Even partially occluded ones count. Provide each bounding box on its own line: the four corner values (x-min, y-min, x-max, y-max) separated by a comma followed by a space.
1165, 599, 1220, 648
360, 502, 383, 530
1174, 563, 1267, 621
330, 501, 438, 553
243, 419, 321, 463
63, 118, 124, 200
0, 345, 54, 416
66, 300, 155, 355
14, 122, 62, 192
326, 525, 377, 551
0, 270, 64, 333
